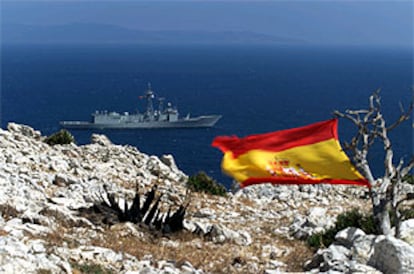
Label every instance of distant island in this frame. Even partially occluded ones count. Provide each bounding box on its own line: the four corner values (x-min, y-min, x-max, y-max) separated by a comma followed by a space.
2, 23, 306, 45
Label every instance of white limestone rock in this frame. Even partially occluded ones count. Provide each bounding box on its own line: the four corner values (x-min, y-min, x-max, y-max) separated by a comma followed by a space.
60, 245, 134, 271
290, 215, 312, 240
91, 133, 113, 146
368, 236, 414, 274
351, 234, 383, 264
192, 208, 217, 219
0, 235, 69, 274
189, 221, 252, 246
334, 227, 366, 248
348, 261, 382, 274
307, 207, 329, 228
304, 244, 351, 272
398, 218, 414, 245
110, 222, 145, 238
160, 154, 178, 171
7, 123, 42, 140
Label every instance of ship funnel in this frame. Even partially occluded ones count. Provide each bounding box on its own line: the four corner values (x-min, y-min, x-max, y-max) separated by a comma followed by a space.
158, 97, 165, 113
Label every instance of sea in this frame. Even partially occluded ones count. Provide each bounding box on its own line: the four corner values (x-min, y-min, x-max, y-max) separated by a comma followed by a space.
1, 44, 413, 188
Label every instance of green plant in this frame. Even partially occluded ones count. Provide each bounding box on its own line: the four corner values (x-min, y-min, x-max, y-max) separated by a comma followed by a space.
71, 263, 112, 274
400, 208, 414, 219
44, 129, 75, 145
335, 208, 377, 234
403, 174, 414, 185
307, 208, 378, 248
187, 171, 227, 196
307, 228, 337, 249
389, 207, 414, 224
37, 269, 52, 274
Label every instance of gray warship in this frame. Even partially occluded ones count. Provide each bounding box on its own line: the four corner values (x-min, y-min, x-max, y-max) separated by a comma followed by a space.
60, 84, 222, 129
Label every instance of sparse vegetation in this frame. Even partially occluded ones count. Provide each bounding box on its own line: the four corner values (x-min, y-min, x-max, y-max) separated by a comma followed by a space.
308, 206, 414, 248
37, 269, 52, 274
71, 262, 113, 274
187, 171, 227, 196
400, 208, 414, 220
403, 174, 414, 184
389, 206, 414, 223
307, 208, 377, 248
0, 204, 20, 221
44, 129, 75, 145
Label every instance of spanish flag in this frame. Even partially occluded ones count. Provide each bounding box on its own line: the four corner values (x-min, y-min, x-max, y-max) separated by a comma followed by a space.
212, 119, 369, 188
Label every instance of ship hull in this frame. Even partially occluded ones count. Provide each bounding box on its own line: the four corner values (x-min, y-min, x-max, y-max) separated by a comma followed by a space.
60, 115, 222, 129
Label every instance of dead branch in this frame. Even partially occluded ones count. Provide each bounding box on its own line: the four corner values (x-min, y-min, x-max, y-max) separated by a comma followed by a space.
335, 89, 413, 236
387, 100, 413, 131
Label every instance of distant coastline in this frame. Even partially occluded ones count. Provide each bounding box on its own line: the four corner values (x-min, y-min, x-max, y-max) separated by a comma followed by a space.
2, 23, 306, 45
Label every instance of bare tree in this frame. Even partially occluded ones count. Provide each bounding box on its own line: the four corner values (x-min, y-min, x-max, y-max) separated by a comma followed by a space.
334, 90, 413, 236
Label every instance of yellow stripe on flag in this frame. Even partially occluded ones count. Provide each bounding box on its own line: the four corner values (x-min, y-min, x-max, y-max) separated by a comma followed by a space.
221, 139, 365, 185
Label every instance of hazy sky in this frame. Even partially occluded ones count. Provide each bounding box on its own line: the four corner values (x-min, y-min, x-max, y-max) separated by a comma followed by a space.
1, 0, 413, 46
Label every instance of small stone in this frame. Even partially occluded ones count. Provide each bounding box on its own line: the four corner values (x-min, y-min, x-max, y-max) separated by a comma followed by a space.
53, 174, 69, 186
399, 219, 414, 245
335, 227, 366, 248
269, 259, 286, 268
91, 134, 113, 146
30, 241, 46, 254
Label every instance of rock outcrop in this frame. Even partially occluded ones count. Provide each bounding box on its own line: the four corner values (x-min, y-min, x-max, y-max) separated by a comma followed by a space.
0, 123, 413, 273
368, 235, 414, 274
305, 221, 414, 273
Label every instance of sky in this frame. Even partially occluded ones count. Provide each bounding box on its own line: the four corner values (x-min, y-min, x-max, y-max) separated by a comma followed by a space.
1, 0, 413, 47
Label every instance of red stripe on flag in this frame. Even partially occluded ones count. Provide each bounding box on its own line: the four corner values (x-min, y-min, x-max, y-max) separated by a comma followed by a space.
241, 176, 370, 188
212, 119, 338, 158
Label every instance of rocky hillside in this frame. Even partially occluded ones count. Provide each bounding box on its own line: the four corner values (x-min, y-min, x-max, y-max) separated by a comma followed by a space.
0, 123, 413, 273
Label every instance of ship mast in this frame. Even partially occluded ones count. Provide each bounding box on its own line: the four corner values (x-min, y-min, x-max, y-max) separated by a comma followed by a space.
145, 82, 155, 118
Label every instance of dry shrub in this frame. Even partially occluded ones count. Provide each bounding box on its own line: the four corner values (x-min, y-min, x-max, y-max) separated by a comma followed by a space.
38, 224, 80, 251
44, 227, 66, 247
278, 238, 314, 271
90, 228, 253, 272
0, 204, 20, 220
87, 222, 315, 273
30, 213, 315, 273
44, 129, 75, 145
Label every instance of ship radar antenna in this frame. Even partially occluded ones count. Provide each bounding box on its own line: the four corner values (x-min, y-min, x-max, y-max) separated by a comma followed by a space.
145, 83, 155, 118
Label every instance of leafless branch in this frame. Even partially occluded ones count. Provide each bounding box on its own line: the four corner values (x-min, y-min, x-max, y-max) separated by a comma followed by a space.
387, 88, 413, 131
334, 89, 413, 236
396, 193, 414, 209
400, 158, 414, 178
387, 100, 413, 131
